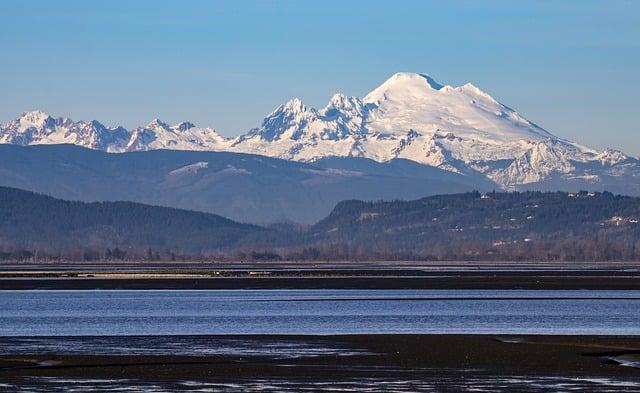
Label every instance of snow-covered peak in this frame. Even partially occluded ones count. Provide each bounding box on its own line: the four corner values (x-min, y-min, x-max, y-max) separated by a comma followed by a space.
146, 118, 171, 130
364, 72, 444, 104
3, 72, 639, 192
321, 94, 364, 118
228, 71, 638, 188
16, 110, 55, 130
360, 72, 555, 142
0, 111, 131, 151
231, 92, 367, 153
0, 111, 229, 153
280, 98, 308, 114
20, 110, 51, 122
130, 118, 228, 152
327, 93, 349, 107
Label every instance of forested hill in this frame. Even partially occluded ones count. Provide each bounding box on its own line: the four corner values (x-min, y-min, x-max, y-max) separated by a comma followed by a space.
305, 191, 640, 261
2, 186, 640, 261
0, 186, 263, 259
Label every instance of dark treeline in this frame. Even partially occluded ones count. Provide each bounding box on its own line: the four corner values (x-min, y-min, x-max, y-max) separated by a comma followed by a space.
2, 187, 640, 262
295, 190, 640, 261
0, 186, 262, 259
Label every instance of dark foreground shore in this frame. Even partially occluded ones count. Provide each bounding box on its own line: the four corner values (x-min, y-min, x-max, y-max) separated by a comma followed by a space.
1, 335, 639, 392
2, 261, 640, 289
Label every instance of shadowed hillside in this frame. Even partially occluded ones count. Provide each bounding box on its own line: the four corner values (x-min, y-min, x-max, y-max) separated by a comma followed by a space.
301, 191, 640, 261
2, 187, 640, 261
0, 144, 491, 224
0, 187, 263, 259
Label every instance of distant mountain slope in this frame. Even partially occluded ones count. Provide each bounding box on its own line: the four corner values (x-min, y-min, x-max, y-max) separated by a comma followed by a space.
0, 144, 490, 224
0, 186, 262, 255
303, 191, 640, 260
2, 73, 639, 193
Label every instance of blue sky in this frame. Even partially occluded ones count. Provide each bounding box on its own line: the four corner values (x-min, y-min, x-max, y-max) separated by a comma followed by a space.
1, 0, 639, 154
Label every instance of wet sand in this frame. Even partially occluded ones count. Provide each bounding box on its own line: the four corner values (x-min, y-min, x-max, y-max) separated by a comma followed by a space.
0, 335, 639, 391
2, 263, 639, 390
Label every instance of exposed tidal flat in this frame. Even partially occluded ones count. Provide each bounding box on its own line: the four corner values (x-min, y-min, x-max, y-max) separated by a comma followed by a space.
1, 335, 639, 392
1, 263, 639, 391
2, 261, 640, 290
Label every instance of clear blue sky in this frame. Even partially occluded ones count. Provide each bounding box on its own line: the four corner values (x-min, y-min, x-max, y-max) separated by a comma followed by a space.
1, 0, 638, 155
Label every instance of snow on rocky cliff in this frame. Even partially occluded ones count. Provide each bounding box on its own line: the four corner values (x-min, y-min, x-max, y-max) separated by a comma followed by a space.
0, 112, 228, 153
126, 118, 228, 152
2, 73, 638, 190
0, 111, 130, 152
230, 72, 638, 188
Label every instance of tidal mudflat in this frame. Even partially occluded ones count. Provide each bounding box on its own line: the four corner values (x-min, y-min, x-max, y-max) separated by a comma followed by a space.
1, 335, 639, 392
0, 288, 639, 391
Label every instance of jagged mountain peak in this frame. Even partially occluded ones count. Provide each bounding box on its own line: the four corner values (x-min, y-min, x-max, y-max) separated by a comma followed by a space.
280, 97, 309, 113
16, 110, 55, 129
0, 111, 228, 153
0, 111, 130, 152
146, 118, 171, 129
20, 110, 51, 120
322, 93, 364, 116
88, 119, 105, 128
228, 72, 639, 189
327, 92, 359, 105
2, 72, 639, 193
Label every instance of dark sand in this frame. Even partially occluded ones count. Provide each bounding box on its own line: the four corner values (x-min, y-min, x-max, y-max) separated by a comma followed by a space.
1, 335, 639, 391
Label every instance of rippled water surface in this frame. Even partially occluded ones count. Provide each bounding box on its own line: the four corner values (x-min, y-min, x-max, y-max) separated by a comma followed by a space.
1, 289, 639, 336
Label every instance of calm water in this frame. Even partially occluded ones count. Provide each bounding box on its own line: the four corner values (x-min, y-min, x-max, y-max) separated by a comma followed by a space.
1, 289, 639, 336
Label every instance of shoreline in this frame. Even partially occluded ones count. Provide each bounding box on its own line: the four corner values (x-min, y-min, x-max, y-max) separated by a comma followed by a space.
1, 334, 638, 390
2, 334, 639, 375
2, 275, 640, 290
2, 261, 640, 290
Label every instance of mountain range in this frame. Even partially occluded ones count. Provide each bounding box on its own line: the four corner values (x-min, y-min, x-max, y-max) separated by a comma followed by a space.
2, 72, 638, 194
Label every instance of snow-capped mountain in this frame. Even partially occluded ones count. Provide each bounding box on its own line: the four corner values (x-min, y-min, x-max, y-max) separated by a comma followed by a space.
1, 72, 638, 192
230, 72, 640, 190
0, 111, 228, 153
126, 119, 227, 152
0, 110, 130, 152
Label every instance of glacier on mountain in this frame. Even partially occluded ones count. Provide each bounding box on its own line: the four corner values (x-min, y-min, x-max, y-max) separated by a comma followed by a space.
1, 73, 638, 192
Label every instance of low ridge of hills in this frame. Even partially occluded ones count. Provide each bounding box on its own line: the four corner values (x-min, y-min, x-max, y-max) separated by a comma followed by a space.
304, 190, 640, 261
0, 186, 262, 259
1, 186, 639, 262
0, 144, 491, 224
